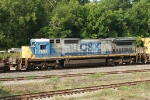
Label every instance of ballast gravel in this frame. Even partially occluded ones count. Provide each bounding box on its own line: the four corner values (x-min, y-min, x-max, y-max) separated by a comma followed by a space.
0, 64, 150, 78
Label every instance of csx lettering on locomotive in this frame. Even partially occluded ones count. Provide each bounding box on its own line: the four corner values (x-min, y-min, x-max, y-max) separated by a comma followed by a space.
80, 42, 100, 51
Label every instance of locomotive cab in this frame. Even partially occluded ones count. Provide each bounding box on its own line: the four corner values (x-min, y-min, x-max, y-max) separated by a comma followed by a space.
21, 39, 50, 59
30, 39, 50, 58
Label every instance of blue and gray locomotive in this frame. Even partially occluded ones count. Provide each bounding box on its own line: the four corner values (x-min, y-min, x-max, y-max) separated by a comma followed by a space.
16, 37, 137, 70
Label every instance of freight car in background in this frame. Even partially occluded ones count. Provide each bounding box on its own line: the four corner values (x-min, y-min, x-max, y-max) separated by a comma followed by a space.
0, 49, 20, 71
0, 51, 10, 71
15, 37, 145, 71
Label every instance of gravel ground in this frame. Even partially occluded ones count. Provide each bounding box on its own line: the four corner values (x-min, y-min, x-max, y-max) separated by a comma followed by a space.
1, 64, 150, 100
0, 64, 150, 78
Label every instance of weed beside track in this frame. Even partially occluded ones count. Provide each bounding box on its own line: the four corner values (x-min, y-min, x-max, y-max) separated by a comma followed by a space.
1, 80, 150, 100
1, 69, 150, 99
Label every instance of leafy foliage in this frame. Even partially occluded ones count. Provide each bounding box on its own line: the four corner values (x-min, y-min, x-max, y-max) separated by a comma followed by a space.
0, 0, 53, 49
41, 0, 85, 38
0, 0, 150, 49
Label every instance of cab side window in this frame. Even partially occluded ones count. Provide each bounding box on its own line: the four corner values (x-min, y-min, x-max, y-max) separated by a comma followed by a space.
40, 45, 46, 50
32, 42, 35, 46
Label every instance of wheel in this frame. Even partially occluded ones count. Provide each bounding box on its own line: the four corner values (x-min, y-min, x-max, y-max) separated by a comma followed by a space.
3, 65, 10, 71
118, 58, 123, 65
130, 58, 136, 64
106, 58, 114, 66
26, 66, 33, 70
39, 63, 47, 70
51, 65, 61, 69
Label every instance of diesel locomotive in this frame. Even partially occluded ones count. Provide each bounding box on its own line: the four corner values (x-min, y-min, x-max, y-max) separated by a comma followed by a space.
16, 37, 140, 70
2, 37, 150, 71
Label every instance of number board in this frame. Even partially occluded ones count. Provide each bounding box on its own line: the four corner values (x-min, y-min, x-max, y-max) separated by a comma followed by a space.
39, 50, 47, 53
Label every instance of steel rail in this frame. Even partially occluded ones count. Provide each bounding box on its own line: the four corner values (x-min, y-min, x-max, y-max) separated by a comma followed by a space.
1, 69, 150, 81
1, 80, 150, 100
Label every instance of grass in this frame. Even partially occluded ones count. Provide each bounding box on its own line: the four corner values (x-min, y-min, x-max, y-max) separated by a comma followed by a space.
1, 71, 150, 99
25, 76, 35, 80
53, 83, 149, 100
50, 83, 149, 100
89, 72, 106, 78
0, 82, 12, 97
0, 88, 12, 97
131, 71, 137, 75
48, 76, 60, 89
0, 82, 2, 88
49, 76, 60, 82
5, 76, 13, 78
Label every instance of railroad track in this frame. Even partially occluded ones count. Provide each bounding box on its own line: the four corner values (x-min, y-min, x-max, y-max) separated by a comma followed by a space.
1, 79, 150, 100
1, 68, 150, 81
1, 63, 150, 74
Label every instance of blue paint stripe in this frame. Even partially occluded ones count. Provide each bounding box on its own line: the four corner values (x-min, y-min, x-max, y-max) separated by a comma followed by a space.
35, 51, 135, 58
35, 54, 61, 58
62, 52, 101, 56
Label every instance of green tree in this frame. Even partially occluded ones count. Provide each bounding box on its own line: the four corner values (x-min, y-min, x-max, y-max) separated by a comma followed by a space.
0, 0, 53, 49
123, 0, 150, 37
81, 0, 127, 38
42, 0, 85, 38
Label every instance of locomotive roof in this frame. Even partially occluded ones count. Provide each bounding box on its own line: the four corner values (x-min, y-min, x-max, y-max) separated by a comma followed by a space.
30, 37, 136, 43
113, 37, 136, 42
49, 38, 80, 40
30, 39, 49, 42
